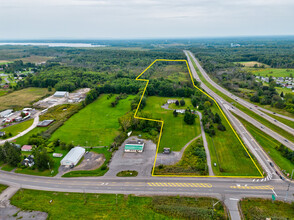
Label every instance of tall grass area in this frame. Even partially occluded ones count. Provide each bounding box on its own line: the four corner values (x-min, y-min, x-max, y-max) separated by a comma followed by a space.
15, 127, 47, 145
0, 119, 33, 138
235, 114, 294, 175
155, 137, 208, 175
50, 94, 135, 146
0, 184, 8, 193
0, 87, 53, 111
142, 96, 201, 152
189, 56, 294, 142
206, 105, 260, 176
240, 198, 294, 220
11, 189, 228, 220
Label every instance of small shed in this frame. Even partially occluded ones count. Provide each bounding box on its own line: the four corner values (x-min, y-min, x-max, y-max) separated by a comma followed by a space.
60, 147, 85, 166
21, 145, 32, 151
54, 91, 69, 98
124, 141, 145, 153
37, 120, 54, 127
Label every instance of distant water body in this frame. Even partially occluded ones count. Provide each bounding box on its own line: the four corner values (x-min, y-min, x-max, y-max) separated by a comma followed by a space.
0, 42, 107, 47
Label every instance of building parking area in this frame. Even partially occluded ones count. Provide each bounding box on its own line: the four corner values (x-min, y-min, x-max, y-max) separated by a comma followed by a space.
105, 136, 157, 177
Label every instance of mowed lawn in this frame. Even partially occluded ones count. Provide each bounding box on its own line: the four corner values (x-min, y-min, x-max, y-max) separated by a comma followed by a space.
0, 119, 34, 138
206, 105, 261, 176
0, 87, 52, 111
50, 94, 135, 146
142, 96, 201, 152
10, 189, 227, 220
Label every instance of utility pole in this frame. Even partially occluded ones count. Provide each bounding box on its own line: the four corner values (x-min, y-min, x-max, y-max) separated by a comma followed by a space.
284, 169, 294, 202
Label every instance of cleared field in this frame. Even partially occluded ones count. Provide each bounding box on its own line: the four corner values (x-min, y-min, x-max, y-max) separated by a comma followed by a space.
0, 119, 33, 138
0, 87, 53, 111
14, 55, 53, 63
15, 127, 47, 146
236, 61, 270, 68
251, 68, 294, 77
50, 94, 135, 146
142, 96, 201, 152
11, 189, 227, 220
235, 114, 294, 175
240, 198, 294, 220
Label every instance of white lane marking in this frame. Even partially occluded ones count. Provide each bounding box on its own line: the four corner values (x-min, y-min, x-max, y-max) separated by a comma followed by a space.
272, 189, 277, 197
252, 179, 255, 182
261, 179, 264, 182
256, 179, 259, 182
230, 198, 239, 201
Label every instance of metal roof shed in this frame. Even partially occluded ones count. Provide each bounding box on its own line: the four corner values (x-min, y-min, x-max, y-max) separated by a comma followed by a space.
124, 141, 144, 153
60, 147, 85, 166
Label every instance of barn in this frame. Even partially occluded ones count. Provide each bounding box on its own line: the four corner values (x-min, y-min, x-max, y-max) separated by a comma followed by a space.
60, 147, 85, 166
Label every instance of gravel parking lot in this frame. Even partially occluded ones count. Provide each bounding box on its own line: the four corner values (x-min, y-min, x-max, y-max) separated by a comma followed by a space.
105, 136, 156, 177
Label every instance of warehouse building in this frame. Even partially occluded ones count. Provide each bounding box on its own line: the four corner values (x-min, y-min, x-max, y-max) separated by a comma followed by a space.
0, 109, 13, 118
60, 147, 85, 166
124, 140, 145, 153
53, 91, 69, 98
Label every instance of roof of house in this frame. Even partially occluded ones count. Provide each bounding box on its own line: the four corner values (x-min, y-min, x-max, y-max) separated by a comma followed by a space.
125, 142, 144, 151
21, 145, 32, 150
0, 109, 13, 117
54, 91, 68, 96
61, 147, 85, 163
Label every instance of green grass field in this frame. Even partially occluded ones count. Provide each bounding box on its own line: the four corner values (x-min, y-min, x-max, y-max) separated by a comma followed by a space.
10, 189, 228, 220
142, 96, 201, 152
235, 114, 294, 175
0, 184, 8, 194
0, 119, 33, 138
0, 87, 53, 111
240, 198, 294, 220
14, 127, 48, 146
251, 68, 294, 77
50, 94, 135, 146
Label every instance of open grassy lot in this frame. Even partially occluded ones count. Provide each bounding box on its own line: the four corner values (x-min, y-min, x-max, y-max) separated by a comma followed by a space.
62, 147, 112, 177
117, 170, 138, 177
142, 96, 201, 152
50, 94, 135, 146
0, 89, 9, 97
240, 198, 294, 220
16, 55, 53, 63
250, 68, 294, 77
235, 114, 294, 175
11, 189, 228, 220
0, 184, 8, 194
236, 61, 270, 68
0, 119, 33, 138
0, 87, 53, 111
190, 56, 294, 141
155, 137, 208, 176
14, 127, 47, 146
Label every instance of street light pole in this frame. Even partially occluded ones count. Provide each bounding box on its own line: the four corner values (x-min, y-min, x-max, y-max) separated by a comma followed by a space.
284, 169, 294, 202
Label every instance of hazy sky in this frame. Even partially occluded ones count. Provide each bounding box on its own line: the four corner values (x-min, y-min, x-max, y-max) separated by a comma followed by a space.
1, 0, 294, 39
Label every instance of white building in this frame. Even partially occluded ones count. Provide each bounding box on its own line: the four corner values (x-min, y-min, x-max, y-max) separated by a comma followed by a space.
60, 147, 85, 166
0, 109, 13, 118
53, 91, 69, 98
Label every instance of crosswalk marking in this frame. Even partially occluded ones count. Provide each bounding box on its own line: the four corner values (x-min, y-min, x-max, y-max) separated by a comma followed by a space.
230, 185, 274, 190
147, 182, 212, 188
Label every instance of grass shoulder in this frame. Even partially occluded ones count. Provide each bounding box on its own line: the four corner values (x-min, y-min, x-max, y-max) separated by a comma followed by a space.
116, 170, 138, 177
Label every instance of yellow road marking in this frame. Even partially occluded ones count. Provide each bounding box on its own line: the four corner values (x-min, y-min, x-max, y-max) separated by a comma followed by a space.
134, 58, 263, 178
230, 185, 274, 190
147, 182, 212, 188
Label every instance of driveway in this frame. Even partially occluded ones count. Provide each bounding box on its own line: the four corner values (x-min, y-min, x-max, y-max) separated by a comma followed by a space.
105, 136, 156, 177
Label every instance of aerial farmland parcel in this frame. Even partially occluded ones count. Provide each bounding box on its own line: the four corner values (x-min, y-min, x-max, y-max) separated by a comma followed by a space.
50, 94, 135, 146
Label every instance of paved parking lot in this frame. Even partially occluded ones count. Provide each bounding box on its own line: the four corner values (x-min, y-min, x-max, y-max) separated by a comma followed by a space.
105, 136, 156, 177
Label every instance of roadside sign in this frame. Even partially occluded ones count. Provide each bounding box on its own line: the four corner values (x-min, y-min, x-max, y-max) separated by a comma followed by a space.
272, 194, 276, 201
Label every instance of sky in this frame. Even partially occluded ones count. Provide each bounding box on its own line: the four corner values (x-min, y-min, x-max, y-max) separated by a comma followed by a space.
1, 0, 294, 40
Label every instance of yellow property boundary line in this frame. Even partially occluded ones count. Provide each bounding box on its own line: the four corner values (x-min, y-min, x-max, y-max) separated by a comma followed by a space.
134, 59, 264, 178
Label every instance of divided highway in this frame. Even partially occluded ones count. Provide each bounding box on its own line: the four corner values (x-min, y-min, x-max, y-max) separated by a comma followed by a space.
185, 51, 294, 151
